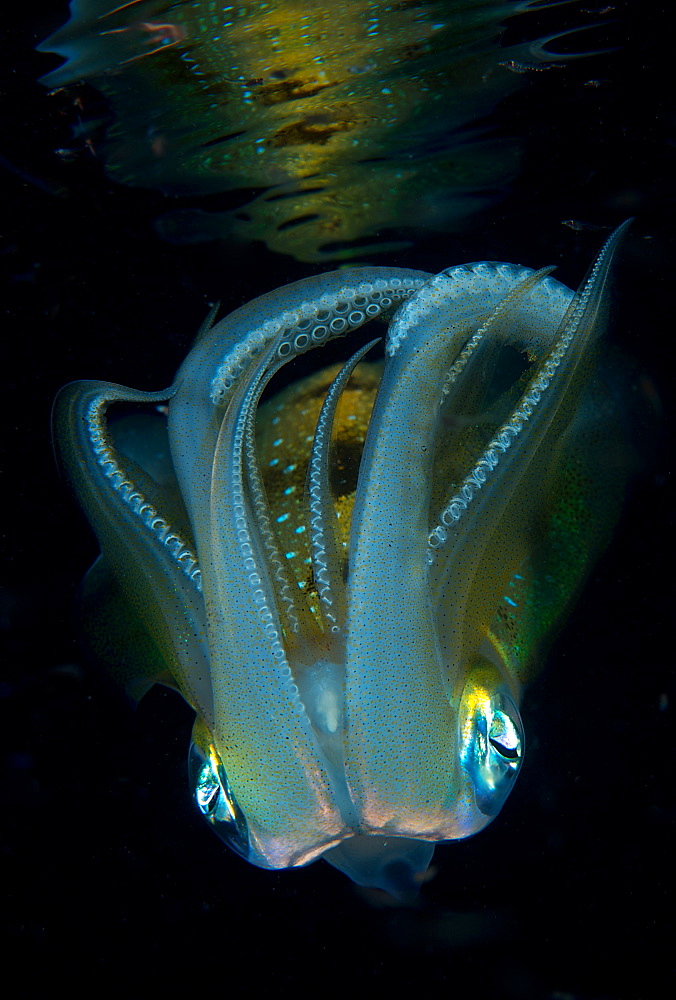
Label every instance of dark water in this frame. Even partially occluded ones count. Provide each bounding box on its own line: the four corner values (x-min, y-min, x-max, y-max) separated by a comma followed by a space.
1, 2, 673, 995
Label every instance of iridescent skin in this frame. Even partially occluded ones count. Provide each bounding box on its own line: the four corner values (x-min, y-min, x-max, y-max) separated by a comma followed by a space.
53, 226, 628, 893
39, 1, 582, 261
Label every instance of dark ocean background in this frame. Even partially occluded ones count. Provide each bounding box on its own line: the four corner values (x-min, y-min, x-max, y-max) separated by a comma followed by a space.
1, 2, 673, 995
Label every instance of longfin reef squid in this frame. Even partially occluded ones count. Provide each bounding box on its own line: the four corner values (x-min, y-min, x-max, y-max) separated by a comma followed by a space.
53, 224, 630, 895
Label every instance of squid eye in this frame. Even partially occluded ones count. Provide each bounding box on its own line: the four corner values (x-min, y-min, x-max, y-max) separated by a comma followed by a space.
459, 668, 524, 818
188, 742, 249, 860
488, 709, 521, 761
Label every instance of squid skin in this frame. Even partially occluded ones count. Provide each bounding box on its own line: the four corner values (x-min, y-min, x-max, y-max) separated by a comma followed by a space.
53, 226, 629, 896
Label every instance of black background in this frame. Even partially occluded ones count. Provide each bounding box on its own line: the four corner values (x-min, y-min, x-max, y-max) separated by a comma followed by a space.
1, 2, 673, 995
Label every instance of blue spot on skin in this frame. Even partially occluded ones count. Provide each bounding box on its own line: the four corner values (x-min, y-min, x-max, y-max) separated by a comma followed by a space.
504, 596, 518, 608
276, 513, 290, 523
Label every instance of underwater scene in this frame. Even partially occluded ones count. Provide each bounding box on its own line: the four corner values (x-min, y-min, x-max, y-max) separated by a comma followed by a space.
1, 0, 673, 995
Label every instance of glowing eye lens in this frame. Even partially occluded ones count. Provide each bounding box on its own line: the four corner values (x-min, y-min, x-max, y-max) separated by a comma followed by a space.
489, 738, 520, 760
195, 762, 221, 814
488, 710, 521, 761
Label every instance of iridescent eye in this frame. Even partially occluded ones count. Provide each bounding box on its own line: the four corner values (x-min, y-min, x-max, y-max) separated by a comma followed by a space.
459, 664, 524, 818
188, 742, 249, 859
